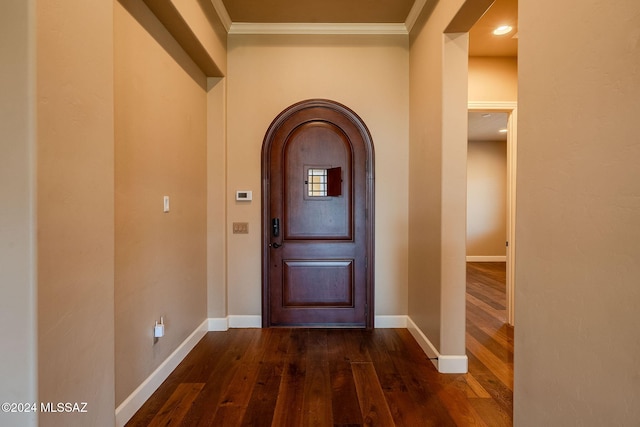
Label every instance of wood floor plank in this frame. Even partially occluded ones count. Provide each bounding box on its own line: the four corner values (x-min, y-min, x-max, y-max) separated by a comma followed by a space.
301, 330, 333, 427
186, 329, 260, 427
466, 287, 505, 310
467, 278, 506, 300
125, 332, 233, 427
466, 322, 513, 365
383, 331, 459, 427
469, 397, 513, 427
270, 330, 307, 427
466, 278, 510, 335
240, 362, 282, 427
366, 329, 404, 391
239, 328, 289, 426
207, 330, 274, 426
351, 362, 396, 427
327, 330, 364, 426
467, 262, 506, 291
365, 330, 420, 427
467, 291, 506, 324
466, 303, 513, 353
402, 363, 483, 427
338, 328, 372, 363
436, 377, 490, 427
466, 332, 513, 391
466, 352, 513, 415
475, 323, 514, 354
465, 373, 492, 399
270, 361, 306, 427
203, 405, 245, 427
182, 332, 235, 383
147, 383, 204, 427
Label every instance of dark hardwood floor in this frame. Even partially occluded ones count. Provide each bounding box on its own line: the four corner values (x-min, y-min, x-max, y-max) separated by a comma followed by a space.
126, 262, 512, 426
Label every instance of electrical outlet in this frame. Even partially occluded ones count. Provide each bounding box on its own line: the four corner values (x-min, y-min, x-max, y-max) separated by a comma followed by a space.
154, 316, 165, 338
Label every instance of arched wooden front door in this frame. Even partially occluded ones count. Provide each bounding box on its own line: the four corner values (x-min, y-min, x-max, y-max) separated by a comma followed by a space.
262, 99, 374, 327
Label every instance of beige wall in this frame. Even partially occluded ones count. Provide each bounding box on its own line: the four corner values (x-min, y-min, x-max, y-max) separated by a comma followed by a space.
36, 0, 115, 425
0, 1, 36, 426
515, 0, 640, 424
408, 0, 468, 356
114, 0, 208, 405
226, 34, 410, 318
467, 141, 507, 257
207, 77, 228, 318
468, 57, 517, 102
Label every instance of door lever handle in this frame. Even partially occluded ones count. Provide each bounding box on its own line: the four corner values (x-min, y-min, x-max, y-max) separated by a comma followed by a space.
269, 242, 282, 249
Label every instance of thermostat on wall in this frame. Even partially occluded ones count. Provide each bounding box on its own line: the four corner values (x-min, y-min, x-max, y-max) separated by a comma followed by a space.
236, 190, 252, 201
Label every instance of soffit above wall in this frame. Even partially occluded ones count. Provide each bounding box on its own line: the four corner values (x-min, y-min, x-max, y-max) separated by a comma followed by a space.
212, 0, 518, 57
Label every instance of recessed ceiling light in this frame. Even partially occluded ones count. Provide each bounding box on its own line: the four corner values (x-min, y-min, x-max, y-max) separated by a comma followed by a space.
493, 25, 513, 36
499, 128, 508, 133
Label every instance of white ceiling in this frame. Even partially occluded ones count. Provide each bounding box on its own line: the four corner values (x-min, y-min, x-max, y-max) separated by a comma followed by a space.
468, 112, 509, 141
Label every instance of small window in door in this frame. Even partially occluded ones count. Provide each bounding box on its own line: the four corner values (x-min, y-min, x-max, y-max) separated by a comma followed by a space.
305, 166, 342, 198
307, 168, 328, 197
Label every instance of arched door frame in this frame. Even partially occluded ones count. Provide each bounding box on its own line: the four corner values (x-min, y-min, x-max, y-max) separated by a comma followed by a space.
260, 99, 376, 328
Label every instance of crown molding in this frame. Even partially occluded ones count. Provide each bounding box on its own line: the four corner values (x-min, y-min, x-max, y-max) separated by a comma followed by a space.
405, 0, 428, 33
468, 101, 518, 111
210, 0, 416, 35
210, 0, 231, 32
228, 22, 408, 35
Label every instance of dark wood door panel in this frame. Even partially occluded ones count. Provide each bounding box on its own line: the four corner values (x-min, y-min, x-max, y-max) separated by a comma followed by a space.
284, 121, 352, 240
262, 99, 374, 328
268, 305, 366, 327
282, 260, 354, 307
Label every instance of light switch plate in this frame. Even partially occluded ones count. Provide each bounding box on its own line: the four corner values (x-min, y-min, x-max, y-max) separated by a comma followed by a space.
233, 222, 249, 234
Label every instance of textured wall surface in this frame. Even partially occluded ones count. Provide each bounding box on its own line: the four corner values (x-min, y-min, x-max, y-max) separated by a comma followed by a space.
36, 0, 115, 425
515, 0, 640, 424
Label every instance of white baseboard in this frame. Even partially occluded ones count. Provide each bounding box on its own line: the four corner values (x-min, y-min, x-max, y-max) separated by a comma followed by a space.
228, 315, 262, 328
406, 316, 439, 366
115, 319, 208, 427
406, 316, 468, 374
466, 256, 506, 262
211, 315, 408, 329
374, 315, 408, 328
207, 316, 262, 329
437, 355, 469, 373
211, 315, 410, 329
208, 317, 229, 331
